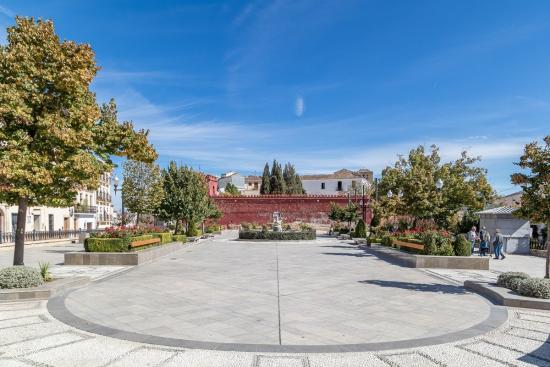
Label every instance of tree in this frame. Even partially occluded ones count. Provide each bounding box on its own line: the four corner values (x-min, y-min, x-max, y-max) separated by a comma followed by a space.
0, 18, 157, 265
178, 166, 210, 236
260, 162, 270, 195
328, 202, 358, 228
224, 182, 241, 195
269, 160, 286, 194
156, 161, 186, 233
122, 160, 163, 224
283, 162, 305, 194
354, 219, 367, 238
511, 136, 550, 278
378, 145, 494, 228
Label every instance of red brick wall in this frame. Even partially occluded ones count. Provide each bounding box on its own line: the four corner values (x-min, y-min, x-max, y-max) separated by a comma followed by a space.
212, 195, 371, 226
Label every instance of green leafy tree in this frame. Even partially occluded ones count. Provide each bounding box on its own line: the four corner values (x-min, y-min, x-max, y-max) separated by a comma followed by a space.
0, 18, 157, 265
269, 160, 286, 194
260, 162, 270, 195
156, 161, 187, 233
379, 145, 494, 228
178, 166, 210, 236
329, 202, 344, 222
122, 160, 163, 224
511, 136, 550, 278
224, 182, 241, 195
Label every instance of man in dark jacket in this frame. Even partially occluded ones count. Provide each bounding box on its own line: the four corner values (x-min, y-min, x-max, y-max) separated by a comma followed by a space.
493, 228, 506, 260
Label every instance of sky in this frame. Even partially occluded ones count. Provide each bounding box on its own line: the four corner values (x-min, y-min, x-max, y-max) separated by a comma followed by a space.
1, 0, 549, 203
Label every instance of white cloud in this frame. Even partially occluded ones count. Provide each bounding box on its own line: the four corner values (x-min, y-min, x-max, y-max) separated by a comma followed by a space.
295, 96, 304, 117
0, 5, 14, 18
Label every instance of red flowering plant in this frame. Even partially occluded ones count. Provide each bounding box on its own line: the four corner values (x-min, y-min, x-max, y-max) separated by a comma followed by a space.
91, 225, 166, 239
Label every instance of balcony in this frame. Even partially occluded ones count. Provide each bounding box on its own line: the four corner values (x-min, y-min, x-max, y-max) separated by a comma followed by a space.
73, 204, 98, 214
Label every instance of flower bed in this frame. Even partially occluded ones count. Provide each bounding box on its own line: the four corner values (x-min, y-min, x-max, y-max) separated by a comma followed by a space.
239, 229, 316, 240
85, 226, 173, 252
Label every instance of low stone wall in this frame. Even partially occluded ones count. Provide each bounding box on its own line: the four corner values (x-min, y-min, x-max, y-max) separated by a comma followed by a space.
65, 242, 184, 266
530, 249, 546, 258
465, 281, 550, 310
365, 244, 489, 270
0, 277, 89, 302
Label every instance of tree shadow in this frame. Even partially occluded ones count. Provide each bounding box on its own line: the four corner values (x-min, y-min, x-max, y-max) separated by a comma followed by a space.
518, 329, 550, 366
359, 280, 467, 294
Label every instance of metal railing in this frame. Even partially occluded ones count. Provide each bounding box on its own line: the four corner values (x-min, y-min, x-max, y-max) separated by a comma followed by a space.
531, 237, 548, 250
0, 229, 99, 244
73, 205, 98, 214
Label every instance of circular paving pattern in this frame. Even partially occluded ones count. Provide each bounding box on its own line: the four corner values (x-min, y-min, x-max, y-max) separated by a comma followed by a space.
49, 233, 507, 352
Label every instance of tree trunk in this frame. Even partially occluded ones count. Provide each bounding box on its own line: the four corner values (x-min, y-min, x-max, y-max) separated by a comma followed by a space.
546, 222, 550, 279
136, 212, 140, 226
13, 197, 27, 266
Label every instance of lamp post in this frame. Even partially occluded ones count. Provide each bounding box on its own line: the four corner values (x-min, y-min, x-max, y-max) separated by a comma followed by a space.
113, 175, 125, 225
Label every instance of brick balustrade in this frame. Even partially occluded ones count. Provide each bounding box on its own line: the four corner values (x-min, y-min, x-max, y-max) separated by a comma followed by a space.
212, 195, 372, 226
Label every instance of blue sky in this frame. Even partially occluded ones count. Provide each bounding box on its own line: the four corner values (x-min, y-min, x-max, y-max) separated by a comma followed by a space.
1, 1, 549, 199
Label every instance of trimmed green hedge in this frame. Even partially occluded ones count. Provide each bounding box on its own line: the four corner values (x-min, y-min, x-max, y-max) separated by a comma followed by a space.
239, 229, 316, 240
172, 234, 187, 243
84, 234, 156, 252
453, 234, 471, 256
518, 278, 550, 299
151, 232, 172, 244
85, 237, 129, 252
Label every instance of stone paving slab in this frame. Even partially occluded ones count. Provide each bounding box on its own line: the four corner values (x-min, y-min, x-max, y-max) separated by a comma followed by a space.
0, 300, 548, 366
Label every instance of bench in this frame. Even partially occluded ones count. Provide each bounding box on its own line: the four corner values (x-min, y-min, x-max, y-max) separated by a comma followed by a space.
129, 237, 161, 249
393, 239, 424, 251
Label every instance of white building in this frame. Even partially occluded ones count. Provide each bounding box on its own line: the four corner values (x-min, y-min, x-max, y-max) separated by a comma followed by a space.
217, 172, 245, 193
476, 206, 533, 254
301, 169, 373, 195
0, 171, 114, 234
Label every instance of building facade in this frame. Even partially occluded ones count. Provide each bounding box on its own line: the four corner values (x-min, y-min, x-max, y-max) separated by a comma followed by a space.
0, 171, 114, 233
204, 174, 219, 197
244, 176, 261, 195
301, 168, 373, 195
217, 172, 245, 193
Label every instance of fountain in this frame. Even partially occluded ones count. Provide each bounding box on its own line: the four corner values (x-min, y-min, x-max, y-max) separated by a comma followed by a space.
272, 211, 283, 232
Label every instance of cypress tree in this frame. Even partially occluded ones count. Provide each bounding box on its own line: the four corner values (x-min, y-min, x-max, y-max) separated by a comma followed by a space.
270, 160, 286, 194
283, 163, 293, 194
260, 162, 270, 194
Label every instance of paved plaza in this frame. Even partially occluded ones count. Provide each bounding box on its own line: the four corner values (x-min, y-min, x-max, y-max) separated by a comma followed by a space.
59, 233, 496, 349
1, 232, 550, 365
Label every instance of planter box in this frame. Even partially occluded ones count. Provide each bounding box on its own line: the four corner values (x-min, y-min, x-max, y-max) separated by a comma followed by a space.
465, 281, 550, 310
366, 244, 489, 270
530, 249, 547, 258
0, 277, 89, 302
65, 242, 182, 266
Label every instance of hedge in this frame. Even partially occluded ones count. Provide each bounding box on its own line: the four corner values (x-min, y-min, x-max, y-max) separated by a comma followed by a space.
518, 278, 550, 299
172, 234, 187, 243
0, 266, 44, 289
85, 237, 129, 252
453, 234, 471, 256
239, 229, 316, 240
85, 234, 155, 252
151, 232, 172, 244
497, 272, 530, 290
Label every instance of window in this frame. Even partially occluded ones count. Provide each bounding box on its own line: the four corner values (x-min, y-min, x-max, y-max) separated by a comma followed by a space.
321, 182, 325, 190
337, 181, 343, 191
48, 214, 54, 232
11, 213, 17, 232
351, 180, 357, 188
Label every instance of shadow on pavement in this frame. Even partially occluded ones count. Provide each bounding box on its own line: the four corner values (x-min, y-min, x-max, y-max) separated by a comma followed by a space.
359, 280, 467, 294
322, 251, 373, 257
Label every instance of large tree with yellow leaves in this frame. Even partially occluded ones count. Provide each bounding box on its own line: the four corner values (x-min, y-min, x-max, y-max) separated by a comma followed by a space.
0, 17, 157, 265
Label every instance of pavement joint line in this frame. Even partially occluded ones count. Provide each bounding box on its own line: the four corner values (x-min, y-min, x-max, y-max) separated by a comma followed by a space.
14, 336, 91, 359
506, 325, 550, 340
377, 351, 448, 367
154, 351, 185, 367
11, 356, 53, 367
0, 330, 71, 347
455, 342, 518, 367
275, 242, 282, 345
252, 355, 310, 367
479, 337, 550, 363
516, 312, 550, 324
97, 345, 143, 367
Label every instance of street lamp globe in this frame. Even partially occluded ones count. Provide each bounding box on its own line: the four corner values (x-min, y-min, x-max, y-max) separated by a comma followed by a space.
398, 190, 404, 198
387, 189, 393, 198
435, 178, 444, 190
113, 175, 120, 193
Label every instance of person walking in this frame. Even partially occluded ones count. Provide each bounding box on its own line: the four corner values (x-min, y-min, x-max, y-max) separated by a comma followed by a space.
493, 228, 506, 260
479, 226, 490, 257
467, 226, 478, 255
